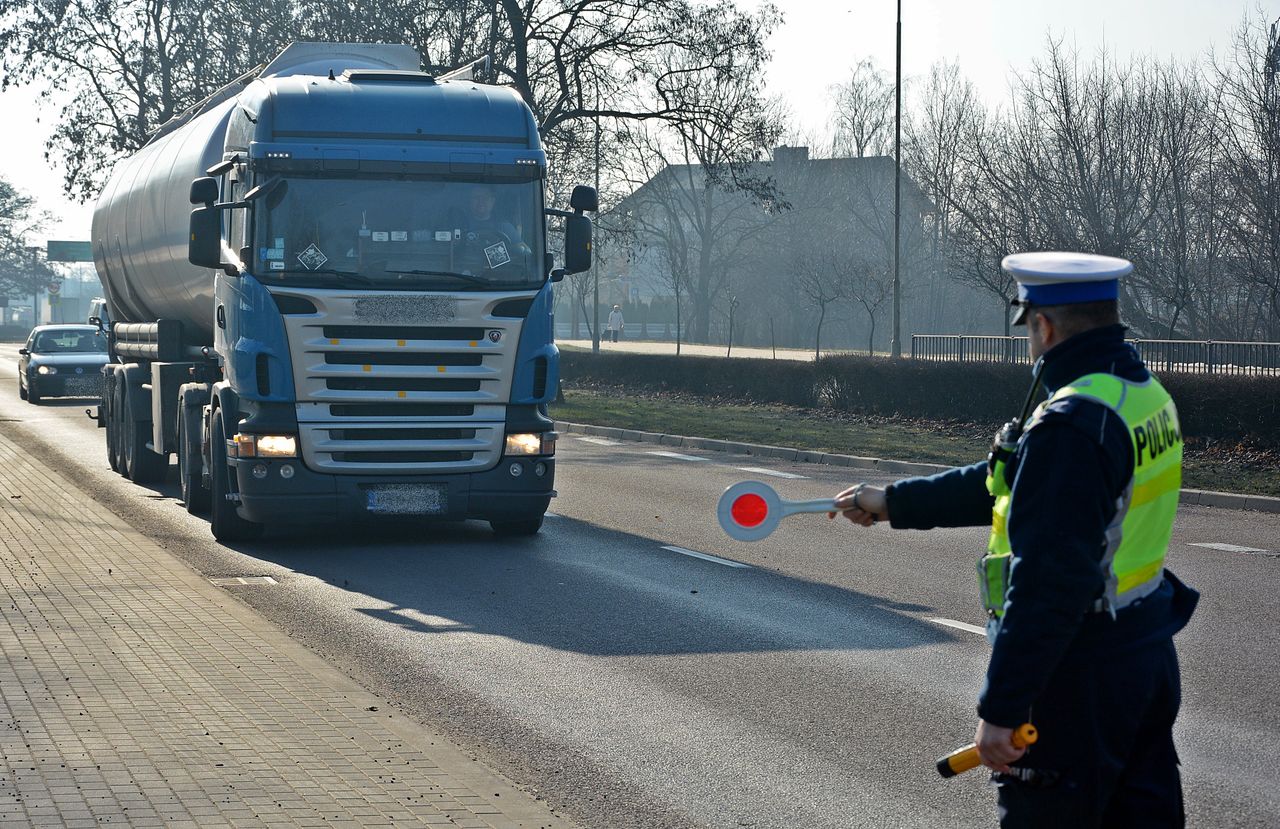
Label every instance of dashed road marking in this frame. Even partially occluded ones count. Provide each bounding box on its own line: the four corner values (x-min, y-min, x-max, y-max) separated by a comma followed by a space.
735, 466, 807, 480
574, 436, 622, 446
929, 617, 986, 636
647, 451, 709, 462
210, 576, 278, 587
1188, 542, 1270, 554
660, 545, 751, 568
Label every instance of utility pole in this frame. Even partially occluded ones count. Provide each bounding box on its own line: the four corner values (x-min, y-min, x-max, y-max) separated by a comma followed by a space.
487, 0, 499, 83
592, 89, 601, 354
28, 246, 41, 327
891, 0, 902, 358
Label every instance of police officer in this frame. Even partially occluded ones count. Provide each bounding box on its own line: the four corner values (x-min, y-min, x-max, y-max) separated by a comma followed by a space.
833, 252, 1198, 828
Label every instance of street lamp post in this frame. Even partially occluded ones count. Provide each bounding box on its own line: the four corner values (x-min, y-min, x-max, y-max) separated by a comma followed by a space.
591, 90, 602, 354
891, 0, 902, 359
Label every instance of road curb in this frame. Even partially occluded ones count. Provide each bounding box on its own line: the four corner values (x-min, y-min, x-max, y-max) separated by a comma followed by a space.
554, 420, 1280, 515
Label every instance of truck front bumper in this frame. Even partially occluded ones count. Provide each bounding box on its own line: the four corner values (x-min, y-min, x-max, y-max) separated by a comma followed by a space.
230, 455, 555, 525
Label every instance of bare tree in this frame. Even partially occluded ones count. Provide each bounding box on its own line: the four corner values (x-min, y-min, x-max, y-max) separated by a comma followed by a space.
0, 0, 294, 201
0, 177, 57, 303
1215, 11, 1280, 339
2, 0, 779, 208
790, 249, 847, 359
612, 43, 785, 345
832, 59, 894, 158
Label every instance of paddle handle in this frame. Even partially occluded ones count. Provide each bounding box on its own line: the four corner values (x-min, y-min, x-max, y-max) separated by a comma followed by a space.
779, 498, 839, 516
936, 723, 1038, 778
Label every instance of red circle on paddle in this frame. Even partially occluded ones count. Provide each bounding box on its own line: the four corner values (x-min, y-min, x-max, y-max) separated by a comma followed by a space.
730, 493, 769, 528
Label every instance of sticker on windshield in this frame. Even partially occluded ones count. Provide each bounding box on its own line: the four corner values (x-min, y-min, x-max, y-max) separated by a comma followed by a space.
484, 241, 511, 269
391, 231, 408, 242
372, 231, 389, 242
297, 243, 329, 270
435, 231, 452, 242
270, 261, 285, 270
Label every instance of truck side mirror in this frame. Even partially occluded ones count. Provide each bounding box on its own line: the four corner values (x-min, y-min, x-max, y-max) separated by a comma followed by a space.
570, 185, 598, 213
563, 214, 592, 275
190, 177, 219, 206
189, 206, 223, 269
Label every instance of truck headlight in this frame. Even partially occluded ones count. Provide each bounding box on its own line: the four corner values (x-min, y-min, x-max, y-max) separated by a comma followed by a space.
36, 365, 58, 375
256, 435, 298, 457
504, 433, 556, 456
230, 433, 298, 458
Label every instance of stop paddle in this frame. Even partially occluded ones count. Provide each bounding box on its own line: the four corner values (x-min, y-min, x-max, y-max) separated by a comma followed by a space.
717, 480, 838, 542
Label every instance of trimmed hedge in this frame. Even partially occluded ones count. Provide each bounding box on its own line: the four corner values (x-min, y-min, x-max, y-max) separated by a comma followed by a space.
559, 350, 1280, 445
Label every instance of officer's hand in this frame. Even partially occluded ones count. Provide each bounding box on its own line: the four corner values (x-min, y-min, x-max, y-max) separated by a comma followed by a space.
975, 719, 1026, 773
829, 484, 887, 526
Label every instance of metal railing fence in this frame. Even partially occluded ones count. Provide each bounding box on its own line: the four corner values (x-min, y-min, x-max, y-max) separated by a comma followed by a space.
911, 335, 1280, 376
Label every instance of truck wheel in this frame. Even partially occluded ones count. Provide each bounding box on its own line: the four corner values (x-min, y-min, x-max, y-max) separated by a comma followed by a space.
108, 378, 125, 473
489, 516, 544, 537
210, 409, 263, 543
178, 403, 209, 514
123, 386, 168, 484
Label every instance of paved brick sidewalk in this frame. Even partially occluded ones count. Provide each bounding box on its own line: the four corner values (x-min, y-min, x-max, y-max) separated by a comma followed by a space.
0, 427, 569, 828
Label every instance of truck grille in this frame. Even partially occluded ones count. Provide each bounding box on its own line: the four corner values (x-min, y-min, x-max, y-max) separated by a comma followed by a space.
276, 291, 529, 475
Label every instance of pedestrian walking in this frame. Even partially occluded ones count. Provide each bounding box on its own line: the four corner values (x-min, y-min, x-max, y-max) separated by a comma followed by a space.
831, 252, 1198, 828
607, 304, 624, 343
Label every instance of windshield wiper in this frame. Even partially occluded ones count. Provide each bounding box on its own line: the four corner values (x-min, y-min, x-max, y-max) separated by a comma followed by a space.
386, 268, 491, 287
275, 268, 374, 286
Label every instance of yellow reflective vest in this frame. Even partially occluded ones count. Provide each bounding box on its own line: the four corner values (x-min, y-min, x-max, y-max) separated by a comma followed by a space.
982, 373, 1182, 619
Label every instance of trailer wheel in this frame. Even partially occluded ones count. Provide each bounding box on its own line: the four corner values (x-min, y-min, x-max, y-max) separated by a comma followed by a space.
178, 402, 210, 514
210, 409, 263, 543
123, 386, 168, 484
489, 516, 544, 537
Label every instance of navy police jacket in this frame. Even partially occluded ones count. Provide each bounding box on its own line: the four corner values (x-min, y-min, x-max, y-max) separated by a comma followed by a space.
884, 325, 1199, 727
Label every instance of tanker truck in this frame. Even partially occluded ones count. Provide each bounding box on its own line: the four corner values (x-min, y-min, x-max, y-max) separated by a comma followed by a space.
91, 42, 595, 542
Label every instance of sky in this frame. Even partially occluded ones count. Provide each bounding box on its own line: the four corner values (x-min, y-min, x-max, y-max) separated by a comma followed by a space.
0, 0, 1268, 243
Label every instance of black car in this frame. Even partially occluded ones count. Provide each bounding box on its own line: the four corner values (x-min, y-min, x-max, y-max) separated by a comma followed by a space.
17, 324, 110, 404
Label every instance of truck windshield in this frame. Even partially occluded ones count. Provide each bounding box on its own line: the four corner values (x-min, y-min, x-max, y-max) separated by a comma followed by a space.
257, 176, 544, 290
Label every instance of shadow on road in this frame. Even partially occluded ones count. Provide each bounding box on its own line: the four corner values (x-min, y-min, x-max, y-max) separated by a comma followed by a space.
225, 513, 953, 658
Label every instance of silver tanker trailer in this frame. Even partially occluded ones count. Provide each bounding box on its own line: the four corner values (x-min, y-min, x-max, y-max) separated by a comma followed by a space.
91, 42, 595, 542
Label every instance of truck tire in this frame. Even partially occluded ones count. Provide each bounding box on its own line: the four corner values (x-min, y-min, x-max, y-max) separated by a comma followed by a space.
209, 409, 263, 543
489, 516, 544, 537
123, 386, 168, 484
109, 379, 127, 474
178, 402, 210, 514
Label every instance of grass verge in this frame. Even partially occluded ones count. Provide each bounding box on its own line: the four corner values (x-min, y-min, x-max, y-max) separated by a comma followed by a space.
550, 387, 1280, 498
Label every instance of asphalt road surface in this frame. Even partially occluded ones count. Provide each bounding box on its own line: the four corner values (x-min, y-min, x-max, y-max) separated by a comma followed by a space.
2, 342, 1278, 828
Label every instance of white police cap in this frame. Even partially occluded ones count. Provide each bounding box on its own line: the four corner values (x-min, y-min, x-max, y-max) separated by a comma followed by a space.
1002, 251, 1132, 325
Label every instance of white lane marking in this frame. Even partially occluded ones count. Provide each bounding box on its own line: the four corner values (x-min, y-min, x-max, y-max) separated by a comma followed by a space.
574, 436, 621, 446
661, 545, 752, 569
735, 466, 807, 480
647, 450, 709, 462
1188, 542, 1270, 553
929, 617, 986, 636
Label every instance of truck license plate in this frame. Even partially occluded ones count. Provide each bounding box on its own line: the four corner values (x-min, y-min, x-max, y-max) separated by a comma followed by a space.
365, 484, 447, 515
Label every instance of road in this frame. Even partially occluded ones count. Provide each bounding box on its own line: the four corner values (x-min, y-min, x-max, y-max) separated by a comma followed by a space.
2, 341, 1278, 828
